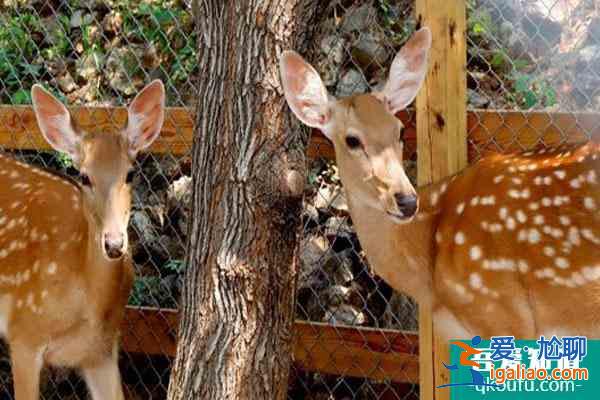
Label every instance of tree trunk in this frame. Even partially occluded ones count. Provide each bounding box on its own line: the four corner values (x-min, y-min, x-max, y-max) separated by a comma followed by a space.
167, 1, 321, 399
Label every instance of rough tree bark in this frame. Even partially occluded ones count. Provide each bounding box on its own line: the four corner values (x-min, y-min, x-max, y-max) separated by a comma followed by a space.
166, 1, 322, 399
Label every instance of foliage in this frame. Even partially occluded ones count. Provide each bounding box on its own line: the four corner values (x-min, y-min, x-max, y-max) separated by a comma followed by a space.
0, 1, 197, 104
376, 0, 416, 46
509, 73, 557, 110
164, 259, 186, 274
129, 275, 176, 308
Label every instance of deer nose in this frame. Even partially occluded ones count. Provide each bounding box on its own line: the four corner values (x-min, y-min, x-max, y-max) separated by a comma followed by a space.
394, 193, 419, 218
104, 233, 125, 259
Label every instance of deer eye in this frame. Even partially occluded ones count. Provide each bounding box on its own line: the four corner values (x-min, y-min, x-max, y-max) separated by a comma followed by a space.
80, 173, 92, 187
126, 170, 135, 184
345, 135, 363, 150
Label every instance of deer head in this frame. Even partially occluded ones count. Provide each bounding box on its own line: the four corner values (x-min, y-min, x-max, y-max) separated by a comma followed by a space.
280, 28, 431, 223
31, 80, 165, 260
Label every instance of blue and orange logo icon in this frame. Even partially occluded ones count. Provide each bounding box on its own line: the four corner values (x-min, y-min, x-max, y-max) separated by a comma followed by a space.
437, 336, 501, 389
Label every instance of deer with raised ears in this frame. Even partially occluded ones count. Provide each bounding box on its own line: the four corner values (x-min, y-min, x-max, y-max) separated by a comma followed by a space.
0, 80, 165, 400
280, 28, 600, 339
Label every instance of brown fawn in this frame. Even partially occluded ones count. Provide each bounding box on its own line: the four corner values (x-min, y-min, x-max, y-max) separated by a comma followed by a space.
0, 80, 165, 399
280, 28, 600, 339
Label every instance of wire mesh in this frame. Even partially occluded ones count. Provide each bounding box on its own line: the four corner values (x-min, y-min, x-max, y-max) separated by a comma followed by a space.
0, 1, 194, 398
4, 0, 594, 399
289, 1, 420, 399
0, 1, 423, 399
466, 0, 597, 161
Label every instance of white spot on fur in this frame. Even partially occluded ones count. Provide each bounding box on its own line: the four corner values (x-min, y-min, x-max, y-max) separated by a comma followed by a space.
553, 170, 566, 180
455, 232, 466, 245
555, 257, 570, 269
470, 246, 482, 261
469, 273, 482, 289
47, 262, 57, 275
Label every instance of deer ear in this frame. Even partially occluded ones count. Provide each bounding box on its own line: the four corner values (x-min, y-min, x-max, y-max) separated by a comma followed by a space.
31, 85, 82, 164
379, 27, 431, 114
280, 51, 332, 136
125, 80, 165, 158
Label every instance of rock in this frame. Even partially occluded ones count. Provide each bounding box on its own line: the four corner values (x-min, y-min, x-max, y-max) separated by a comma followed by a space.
131, 210, 157, 245
341, 4, 377, 33
316, 58, 343, 87
324, 216, 354, 242
105, 46, 145, 96
76, 51, 104, 81
351, 32, 390, 68
313, 183, 348, 213
322, 248, 354, 285
320, 35, 346, 64
586, 17, 600, 46
151, 234, 184, 262
468, 88, 490, 108
56, 72, 77, 93
382, 292, 418, 331
301, 202, 319, 227
103, 11, 124, 34
579, 45, 600, 67
45, 58, 68, 76
324, 304, 367, 325
66, 78, 101, 104
70, 10, 95, 28
298, 235, 330, 289
318, 34, 347, 86
167, 175, 192, 234
323, 285, 351, 307
336, 68, 369, 97
521, 12, 562, 55
167, 176, 192, 209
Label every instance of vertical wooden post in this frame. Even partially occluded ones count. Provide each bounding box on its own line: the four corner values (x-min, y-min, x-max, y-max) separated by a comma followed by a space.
415, 1, 467, 399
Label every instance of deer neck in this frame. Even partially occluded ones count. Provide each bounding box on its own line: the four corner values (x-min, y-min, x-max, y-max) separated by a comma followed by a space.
345, 190, 436, 306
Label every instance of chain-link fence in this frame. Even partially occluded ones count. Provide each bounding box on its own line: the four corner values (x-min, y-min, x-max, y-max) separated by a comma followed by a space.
466, 0, 597, 160
289, 1, 420, 399
1, 0, 596, 399
0, 1, 195, 398
0, 1, 423, 398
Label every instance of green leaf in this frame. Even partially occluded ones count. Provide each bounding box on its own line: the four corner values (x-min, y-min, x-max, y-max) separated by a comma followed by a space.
512, 59, 530, 70
523, 91, 537, 109
490, 52, 505, 68
11, 89, 31, 105
514, 75, 530, 93
153, 9, 176, 25
473, 22, 485, 35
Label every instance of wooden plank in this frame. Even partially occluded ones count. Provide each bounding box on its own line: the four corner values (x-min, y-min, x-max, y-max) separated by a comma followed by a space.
0, 105, 195, 155
415, 1, 467, 400
120, 307, 419, 384
467, 109, 599, 160
293, 321, 419, 384
122, 307, 179, 356
1, 105, 597, 160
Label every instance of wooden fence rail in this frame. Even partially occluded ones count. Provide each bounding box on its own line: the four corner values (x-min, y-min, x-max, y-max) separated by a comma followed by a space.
121, 307, 420, 384
1, 106, 597, 160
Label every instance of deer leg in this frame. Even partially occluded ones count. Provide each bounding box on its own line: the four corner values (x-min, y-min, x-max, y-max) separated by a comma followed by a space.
82, 343, 124, 400
10, 342, 44, 400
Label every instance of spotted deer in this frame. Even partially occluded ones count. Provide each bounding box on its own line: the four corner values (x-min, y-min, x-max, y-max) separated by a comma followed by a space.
0, 80, 165, 399
280, 28, 600, 339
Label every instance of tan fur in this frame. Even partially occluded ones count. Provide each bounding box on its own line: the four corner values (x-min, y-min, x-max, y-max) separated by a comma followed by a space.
281, 30, 599, 339
0, 80, 164, 400
328, 96, 600, 339
0, 142, 133, 399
